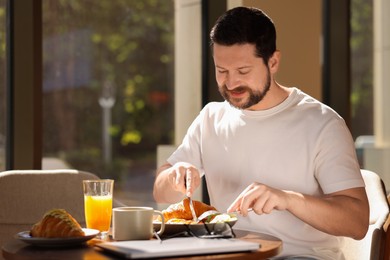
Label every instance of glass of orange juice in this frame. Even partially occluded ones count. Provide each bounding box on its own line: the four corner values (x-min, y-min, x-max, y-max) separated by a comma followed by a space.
83, 179, 114, 239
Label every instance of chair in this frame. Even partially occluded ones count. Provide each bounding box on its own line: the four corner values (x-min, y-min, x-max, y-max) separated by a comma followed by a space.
382, 196, 390, 259
342, 169, 390, 260
0, 169, 100, 249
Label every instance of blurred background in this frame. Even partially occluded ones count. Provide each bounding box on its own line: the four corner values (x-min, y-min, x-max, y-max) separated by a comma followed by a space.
1, 0, 386, 208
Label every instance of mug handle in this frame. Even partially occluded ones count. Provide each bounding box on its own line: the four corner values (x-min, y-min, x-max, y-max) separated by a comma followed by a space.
154, 210, 165, 236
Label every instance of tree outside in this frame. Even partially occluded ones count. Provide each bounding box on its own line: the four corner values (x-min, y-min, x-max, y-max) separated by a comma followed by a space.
42, 0, 175, 205
350, 0, 373, 140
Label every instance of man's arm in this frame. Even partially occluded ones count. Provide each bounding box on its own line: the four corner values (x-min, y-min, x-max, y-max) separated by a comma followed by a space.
286, 187, 369, 239
228, 184, 370, 239
153, 162, 201, 204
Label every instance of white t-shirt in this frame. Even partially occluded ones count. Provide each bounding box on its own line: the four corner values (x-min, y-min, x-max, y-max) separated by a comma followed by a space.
167, 88, 364, 259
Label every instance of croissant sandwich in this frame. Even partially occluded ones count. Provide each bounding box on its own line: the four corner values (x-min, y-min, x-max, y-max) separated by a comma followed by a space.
161, 198, 216, 223
30, 209, 85, 238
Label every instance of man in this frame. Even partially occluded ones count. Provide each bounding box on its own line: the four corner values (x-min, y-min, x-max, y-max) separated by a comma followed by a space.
153, 6, 369, 259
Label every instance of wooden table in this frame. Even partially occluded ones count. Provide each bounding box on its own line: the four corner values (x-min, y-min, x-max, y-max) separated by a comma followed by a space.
2, 229, 282, 260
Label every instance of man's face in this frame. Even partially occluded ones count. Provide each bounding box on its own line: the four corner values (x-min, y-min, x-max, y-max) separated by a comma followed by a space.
213, 43, 271, 110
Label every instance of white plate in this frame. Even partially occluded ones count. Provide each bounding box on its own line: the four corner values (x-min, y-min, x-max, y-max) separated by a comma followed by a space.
15, 228, 100, 247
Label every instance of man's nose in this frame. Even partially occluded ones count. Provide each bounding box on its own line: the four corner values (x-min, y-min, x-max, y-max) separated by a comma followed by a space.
225, 75, 241, 90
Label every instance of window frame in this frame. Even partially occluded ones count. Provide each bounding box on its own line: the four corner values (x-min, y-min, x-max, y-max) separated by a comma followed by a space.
6, 0, 42, 170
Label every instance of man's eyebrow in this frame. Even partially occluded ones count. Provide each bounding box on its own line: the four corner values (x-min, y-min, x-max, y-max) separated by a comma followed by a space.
237, 66, 252, 70
215, 65, 252, 70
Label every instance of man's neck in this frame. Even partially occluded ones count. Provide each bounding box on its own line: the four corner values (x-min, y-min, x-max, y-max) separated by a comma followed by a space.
247, 82, 291, 111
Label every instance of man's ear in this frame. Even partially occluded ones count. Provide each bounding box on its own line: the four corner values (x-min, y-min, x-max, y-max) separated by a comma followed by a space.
268, 50, 281, 73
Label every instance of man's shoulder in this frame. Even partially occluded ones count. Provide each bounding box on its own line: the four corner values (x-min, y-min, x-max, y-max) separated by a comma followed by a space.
197, 101, 238, 122
294, 89, 341, 117
202, 101, 232, 113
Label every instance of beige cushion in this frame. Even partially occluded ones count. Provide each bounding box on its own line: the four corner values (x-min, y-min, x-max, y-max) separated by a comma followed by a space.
0, 169, 100, 249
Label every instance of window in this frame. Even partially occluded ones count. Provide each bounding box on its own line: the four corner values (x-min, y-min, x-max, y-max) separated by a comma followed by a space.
350, 0, 373, 140
42, 1, 174, 206
350, 0, 373, 167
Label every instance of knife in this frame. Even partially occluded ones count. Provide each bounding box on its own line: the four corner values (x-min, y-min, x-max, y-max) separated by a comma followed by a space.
185, 169, 198, 222
188, 196, 198, 222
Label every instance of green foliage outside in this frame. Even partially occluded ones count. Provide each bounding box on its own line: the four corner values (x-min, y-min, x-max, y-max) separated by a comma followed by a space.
42, 0, 175, 181
350, 0, 373, 139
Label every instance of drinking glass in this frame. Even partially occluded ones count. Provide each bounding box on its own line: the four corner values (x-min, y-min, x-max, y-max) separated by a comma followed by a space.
83, 179, 114, 239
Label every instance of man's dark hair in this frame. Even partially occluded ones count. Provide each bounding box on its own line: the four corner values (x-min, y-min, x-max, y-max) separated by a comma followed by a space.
210, 7, 276, 64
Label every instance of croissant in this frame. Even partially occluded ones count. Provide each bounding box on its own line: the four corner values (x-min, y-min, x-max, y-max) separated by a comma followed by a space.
30, 209, 85, 238
162, 198, 216, 222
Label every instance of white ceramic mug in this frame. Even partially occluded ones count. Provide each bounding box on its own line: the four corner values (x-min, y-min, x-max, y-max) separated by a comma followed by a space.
112, 207, 165, 240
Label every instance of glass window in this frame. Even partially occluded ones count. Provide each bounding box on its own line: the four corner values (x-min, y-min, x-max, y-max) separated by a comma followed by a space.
350, 0, 373, 167
42, 1, 174, 207
350, 0, 373, 139
0, 0, 6, 171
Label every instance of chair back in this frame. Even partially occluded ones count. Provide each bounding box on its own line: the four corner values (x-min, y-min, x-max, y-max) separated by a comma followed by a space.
342, 169, 390, 260
0, 169, 100, 248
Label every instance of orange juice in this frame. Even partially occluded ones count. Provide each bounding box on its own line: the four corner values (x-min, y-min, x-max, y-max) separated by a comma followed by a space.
84, 195, 112, 232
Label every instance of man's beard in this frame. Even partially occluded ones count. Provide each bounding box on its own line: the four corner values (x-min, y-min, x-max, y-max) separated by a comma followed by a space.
218, 70, 271, 110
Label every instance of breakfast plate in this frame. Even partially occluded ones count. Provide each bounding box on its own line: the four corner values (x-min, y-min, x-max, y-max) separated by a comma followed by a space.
153, 219, 237, 237
15, 228, 100, 247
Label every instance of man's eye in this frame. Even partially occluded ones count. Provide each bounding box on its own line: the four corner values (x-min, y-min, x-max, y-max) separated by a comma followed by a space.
238, 70, 250, 75
218, 70, 227, 74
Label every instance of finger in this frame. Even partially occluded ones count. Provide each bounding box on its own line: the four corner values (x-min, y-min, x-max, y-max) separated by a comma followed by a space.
185, 169, 193, 197
237, 186, 263, 216
239, 198, 254, 216
262, 199, 276, 214
227, 189, 247, 212
259, 191, 279, 214
192, 173, 200, 191
227, 200, 241, 213
174, 167, 186, 193
227, 187, 253, 213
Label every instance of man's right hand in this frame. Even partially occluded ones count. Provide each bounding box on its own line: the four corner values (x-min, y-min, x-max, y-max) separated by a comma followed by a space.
153, 162, 201, 203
